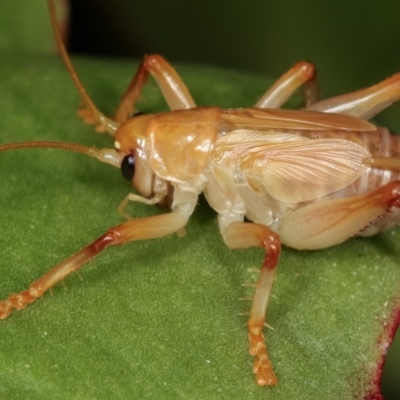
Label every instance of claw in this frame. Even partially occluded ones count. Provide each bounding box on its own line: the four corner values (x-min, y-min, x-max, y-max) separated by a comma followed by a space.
0, 289, 37, 319
253, 354, 278, 386
248, 322, 277, 386
77, 105, 106, 133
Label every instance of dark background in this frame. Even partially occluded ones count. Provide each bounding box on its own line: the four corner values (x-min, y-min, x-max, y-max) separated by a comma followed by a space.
67, 0, 400, 398
68, 0, 400, 92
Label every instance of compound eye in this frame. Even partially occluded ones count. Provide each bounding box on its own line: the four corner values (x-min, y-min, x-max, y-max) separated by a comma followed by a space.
121, 154, 135, 181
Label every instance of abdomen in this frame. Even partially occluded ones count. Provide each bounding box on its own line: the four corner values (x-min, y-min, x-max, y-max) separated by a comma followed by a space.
304, 127, 400, 235
303, 127, 400, 198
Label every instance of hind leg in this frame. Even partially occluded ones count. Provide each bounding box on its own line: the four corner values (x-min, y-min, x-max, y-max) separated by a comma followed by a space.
308, 72, 400, 120
279, 181, 400, 250
220, 180, 400, 386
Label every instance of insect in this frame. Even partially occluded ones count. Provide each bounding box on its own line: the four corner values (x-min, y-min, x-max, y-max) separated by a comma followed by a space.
1, 0, 400, 387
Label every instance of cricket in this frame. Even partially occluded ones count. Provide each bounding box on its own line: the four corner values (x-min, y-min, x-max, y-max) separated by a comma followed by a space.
1, 0, 400, 387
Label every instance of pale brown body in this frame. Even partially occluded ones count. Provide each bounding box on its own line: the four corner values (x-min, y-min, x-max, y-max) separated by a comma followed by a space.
1, 0, 400, 388
115, 106, 400, 249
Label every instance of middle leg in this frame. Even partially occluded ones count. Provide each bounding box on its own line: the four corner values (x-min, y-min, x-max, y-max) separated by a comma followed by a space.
222, 221, 281, 386
255, 61, 318, 109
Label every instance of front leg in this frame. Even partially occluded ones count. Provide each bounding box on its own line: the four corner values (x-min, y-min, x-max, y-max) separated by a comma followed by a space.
114, 55, 197, 123
0, 213, 188, 319
48, 1, 195, 133
222, 221, 281, 386
79, 54, 198, 130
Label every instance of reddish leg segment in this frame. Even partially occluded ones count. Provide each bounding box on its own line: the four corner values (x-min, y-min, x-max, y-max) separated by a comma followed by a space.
222, 222, 281, 386
0, 213, 187, 319
115, 55, 196, 123
255, 61, 318, 109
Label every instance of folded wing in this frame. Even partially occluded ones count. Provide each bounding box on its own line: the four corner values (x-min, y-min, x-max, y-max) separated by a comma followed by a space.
220, 108, 376, 132
214, 130, 371, 203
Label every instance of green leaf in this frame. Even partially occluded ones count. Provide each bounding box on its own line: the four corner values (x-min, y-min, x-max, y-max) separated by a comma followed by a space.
0, 51, 399, 400
0, 1, 56, 53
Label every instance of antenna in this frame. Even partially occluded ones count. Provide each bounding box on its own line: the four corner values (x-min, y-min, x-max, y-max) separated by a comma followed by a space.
0, 140, 122, 168
47, 0, 119, 136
